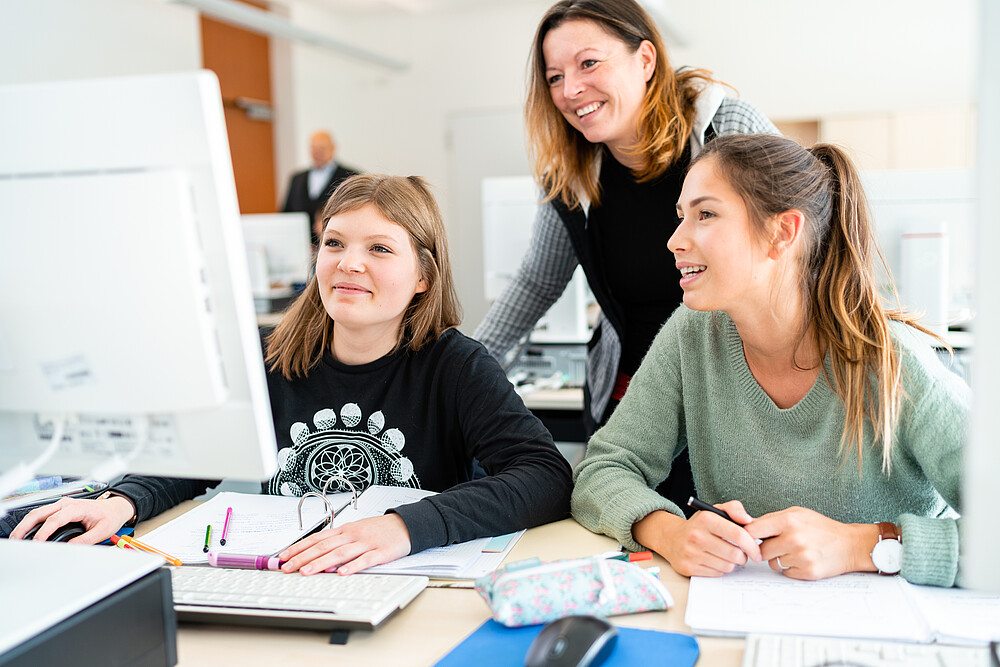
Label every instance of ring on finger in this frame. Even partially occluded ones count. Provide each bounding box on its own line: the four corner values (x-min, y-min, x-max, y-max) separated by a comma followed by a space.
776, 555, 790, 571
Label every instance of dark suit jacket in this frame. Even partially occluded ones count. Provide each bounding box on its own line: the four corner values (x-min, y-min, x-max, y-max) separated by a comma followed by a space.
282, 163, 360, 244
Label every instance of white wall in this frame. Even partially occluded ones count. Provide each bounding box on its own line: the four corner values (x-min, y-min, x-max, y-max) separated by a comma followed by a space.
662, 1, 977, 120
0, 0, 201, 84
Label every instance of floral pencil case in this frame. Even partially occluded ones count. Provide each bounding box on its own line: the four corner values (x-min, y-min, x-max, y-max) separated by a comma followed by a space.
474, 555, 673, 627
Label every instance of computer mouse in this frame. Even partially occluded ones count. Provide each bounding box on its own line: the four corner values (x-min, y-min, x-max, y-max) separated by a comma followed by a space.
525, 615, 618, 667
23, 521, 88, 542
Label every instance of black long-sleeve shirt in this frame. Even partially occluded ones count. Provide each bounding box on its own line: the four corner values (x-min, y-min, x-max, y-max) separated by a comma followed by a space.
112, 329, 572, 553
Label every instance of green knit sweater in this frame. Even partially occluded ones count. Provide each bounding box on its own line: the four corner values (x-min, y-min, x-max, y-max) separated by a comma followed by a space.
572, 307, 969, 587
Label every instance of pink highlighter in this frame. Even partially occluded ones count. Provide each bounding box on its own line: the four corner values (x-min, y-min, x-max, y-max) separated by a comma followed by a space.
207, 552, 283, 570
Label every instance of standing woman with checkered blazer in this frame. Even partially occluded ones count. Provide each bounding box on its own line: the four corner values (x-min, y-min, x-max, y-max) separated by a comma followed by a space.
474, 0, 778, 510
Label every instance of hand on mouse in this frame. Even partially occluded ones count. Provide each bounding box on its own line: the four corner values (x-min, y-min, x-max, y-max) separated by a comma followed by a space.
9, 495, 135, 544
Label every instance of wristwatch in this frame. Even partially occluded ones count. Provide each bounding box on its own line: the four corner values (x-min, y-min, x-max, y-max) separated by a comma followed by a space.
870, 522, 902, 575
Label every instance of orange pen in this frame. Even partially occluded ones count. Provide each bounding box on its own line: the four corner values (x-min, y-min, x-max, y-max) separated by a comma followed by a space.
118, 534, 183, 566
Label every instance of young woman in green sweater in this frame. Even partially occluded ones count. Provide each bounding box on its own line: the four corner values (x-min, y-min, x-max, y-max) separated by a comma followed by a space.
571, 133, 969, 587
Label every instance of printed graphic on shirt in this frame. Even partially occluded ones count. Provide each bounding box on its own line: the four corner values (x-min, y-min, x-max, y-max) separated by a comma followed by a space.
267, 403, 421, 497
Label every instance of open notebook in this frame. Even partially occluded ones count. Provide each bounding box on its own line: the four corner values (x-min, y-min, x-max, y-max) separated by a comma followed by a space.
140, 486, 522, 579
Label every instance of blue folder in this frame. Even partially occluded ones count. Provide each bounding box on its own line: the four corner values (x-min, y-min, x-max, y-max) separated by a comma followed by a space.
434, 619, 699, 667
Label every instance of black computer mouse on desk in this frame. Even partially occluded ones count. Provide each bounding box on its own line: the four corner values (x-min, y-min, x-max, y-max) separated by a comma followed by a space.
525, 615, 618, 667
23, 521, 87, 542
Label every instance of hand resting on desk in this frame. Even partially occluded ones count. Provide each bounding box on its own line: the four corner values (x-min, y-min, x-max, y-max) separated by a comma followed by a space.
279, 513, 411, 576
633, 499, 762, 577
9, 496, 134, 545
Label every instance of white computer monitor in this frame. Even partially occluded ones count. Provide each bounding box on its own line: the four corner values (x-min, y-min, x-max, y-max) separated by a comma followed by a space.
862, 168, 975, 337
481, 176, 593, 343
241, 212, 312, 310
0, 71, 277, 495
963, 0, 1000, 594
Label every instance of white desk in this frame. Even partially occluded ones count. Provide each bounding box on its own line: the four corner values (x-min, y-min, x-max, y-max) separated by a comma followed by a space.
137, 504, 744, 666
520, 387, 584, 412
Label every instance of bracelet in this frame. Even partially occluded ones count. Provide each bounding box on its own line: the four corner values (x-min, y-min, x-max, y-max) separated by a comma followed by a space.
100, 490, 138, 527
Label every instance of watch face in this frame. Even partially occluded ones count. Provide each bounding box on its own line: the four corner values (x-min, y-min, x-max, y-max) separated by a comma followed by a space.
872, 538, 903, 574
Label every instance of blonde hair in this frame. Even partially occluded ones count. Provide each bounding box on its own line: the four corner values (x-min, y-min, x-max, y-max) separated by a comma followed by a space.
695, 134, 938, 474
265, 174, 462, 379
526, 0, 721, 208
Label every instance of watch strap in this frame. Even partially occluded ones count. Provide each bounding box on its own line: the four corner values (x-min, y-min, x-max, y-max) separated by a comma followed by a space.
876, 521, 901, 543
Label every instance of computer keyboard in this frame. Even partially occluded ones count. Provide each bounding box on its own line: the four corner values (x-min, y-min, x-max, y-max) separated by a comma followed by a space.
169, 565, 428, 630
741, 634, 993, 667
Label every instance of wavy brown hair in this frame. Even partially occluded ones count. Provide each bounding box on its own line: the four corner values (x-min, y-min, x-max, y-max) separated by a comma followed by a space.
695, 134, 937, 474
527, 0, 720, 208
265, 174, 462, 380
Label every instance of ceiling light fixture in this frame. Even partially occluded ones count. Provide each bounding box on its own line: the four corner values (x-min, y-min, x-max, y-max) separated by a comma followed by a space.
165, 0, 408, 71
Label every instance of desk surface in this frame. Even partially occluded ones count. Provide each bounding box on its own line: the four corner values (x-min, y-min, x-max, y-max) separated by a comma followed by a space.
520, 387, 584, 411
138, 503, 744, 667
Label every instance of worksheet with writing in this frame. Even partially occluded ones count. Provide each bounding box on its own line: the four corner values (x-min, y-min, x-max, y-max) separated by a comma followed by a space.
685, 561, 930, 642
140, 491, 339, 564
685, 560, 1000, 644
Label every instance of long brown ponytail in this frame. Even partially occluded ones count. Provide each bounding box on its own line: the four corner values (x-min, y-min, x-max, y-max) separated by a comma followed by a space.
696, 134, 932, 473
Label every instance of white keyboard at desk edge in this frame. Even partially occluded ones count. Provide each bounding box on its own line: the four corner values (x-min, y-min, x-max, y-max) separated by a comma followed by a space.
169, 566, 428, 630
742, 634, 993, 667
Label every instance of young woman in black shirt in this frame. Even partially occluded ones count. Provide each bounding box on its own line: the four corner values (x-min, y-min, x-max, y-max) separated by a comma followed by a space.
12, 175, 572, 576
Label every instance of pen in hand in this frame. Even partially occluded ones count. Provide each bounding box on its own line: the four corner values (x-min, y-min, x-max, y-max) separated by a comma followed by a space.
687, 496, 737, 524
689, 496, 763, 556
